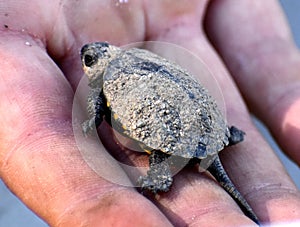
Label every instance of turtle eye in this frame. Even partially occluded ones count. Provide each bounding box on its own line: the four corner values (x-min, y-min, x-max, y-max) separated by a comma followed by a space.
84, 54, 96, 67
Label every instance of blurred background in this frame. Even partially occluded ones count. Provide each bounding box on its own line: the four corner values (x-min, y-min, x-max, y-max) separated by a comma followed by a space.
0, 1, 299, 226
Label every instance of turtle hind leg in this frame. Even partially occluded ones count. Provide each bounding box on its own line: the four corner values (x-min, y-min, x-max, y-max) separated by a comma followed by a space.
228, 126, 245, 145
138, 150, 173, 194
207, 156, 260, 225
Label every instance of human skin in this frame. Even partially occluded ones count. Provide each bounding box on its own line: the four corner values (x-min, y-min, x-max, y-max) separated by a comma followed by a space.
0, 0, 300, 226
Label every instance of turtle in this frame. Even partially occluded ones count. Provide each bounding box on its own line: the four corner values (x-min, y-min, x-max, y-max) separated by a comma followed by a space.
80, 42, 260, 225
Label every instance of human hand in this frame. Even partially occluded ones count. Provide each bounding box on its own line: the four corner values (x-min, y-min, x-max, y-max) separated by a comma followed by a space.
0, 0, 299, 226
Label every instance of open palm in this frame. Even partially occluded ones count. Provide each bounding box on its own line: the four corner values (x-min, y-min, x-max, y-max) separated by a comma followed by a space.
0, 0, 299, 226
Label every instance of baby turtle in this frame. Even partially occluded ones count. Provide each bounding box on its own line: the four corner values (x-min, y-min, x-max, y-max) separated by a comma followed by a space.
81, 42, 260, 224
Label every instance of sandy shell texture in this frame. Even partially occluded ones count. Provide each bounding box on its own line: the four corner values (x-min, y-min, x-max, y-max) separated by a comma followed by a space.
95, 45, 230, 159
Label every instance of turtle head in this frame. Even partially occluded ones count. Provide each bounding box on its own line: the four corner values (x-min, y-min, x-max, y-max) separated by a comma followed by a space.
81, 42, 121, 84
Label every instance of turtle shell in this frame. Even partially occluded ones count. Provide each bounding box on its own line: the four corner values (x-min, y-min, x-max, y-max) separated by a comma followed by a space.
102, 47, 230, 159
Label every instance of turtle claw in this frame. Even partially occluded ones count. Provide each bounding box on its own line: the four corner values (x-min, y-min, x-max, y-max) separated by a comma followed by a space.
138, 173, 173, 194
138, 170, 173, 194
82, 117, 96, 136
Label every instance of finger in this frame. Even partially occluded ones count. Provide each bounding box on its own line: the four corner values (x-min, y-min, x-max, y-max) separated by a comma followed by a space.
162, 36, 300, 224
0, 34, 172, 226
1, 1, 172, 226
45, 0, 146, 89
143, 0, 300, 224
204, 0, 300, 165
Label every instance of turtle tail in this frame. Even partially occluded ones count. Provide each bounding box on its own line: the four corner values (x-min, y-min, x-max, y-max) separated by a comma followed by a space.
207, 156, 260, 226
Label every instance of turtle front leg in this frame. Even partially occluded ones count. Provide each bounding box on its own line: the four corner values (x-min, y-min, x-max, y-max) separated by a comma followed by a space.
82, 90, 107, 136
228, 126, 245, 145
138, 150, 173, 193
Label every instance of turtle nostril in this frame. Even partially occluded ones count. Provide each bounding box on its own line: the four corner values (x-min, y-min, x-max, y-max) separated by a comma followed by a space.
84, 54, 95, 67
